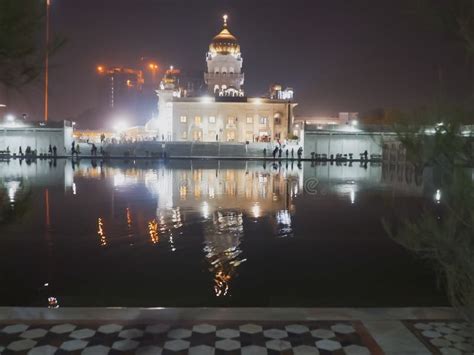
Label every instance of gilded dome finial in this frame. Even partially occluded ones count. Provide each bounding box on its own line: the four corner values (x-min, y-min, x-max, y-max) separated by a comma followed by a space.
223, 14, 228, 27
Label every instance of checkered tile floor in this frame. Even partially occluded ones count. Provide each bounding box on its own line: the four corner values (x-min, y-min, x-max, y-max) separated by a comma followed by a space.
405, 320, 473, 355
0, 321, 383, 354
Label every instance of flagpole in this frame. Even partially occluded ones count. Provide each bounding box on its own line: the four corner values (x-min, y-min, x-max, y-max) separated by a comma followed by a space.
44, 0, 50, 123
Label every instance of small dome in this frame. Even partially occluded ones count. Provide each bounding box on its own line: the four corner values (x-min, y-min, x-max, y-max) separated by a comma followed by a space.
209, 16, 240, 55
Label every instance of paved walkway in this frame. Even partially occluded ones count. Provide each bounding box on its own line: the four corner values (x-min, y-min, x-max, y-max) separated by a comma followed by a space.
0, 308, 471, 354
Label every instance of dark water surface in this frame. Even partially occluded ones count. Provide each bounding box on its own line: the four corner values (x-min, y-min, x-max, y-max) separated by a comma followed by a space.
0, 159, 447, 307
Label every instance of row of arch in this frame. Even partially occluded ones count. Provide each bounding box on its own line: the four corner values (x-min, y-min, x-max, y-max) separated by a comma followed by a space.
213, 67, 237, 74
213, 85, 244, 97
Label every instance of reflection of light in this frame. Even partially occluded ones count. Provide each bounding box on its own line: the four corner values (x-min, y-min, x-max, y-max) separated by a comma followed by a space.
202, 202, 210, 219
204, 211, 245, 297
112, 170, 141, 188
350, 188, 355, 204
435, 189, 441, 203
72, 182, 77, 195
148, 219, 159, 244
251, 204, 261, 218
179, 185, 187, 200
97, 217, 107, 246
5, 114, 15, 122
276, 210, 291, 226
6, 181, 21, 203
275, 209, 293, 238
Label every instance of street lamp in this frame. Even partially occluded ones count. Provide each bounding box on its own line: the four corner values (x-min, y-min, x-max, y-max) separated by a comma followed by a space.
148, 63, 159, 84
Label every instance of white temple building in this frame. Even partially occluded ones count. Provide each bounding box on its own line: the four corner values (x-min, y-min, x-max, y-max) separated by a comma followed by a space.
147, 16, 296, 143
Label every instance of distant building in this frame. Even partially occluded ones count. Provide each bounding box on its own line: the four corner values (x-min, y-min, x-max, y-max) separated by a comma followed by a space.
0, 119, 73, 155
96, 66, 156, 126
147, 16, 296, 142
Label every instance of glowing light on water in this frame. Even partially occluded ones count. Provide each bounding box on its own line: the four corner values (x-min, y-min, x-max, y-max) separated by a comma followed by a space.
97, 217, 107, 246
251, 204, 261, 218
148, 219, 159, 244
201, 201, 211, 219
6, 181, 20, 203
435, 189, 441, 203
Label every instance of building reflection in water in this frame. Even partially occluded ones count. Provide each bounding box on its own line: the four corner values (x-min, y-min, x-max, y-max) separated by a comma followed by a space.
204, 211, 246, 297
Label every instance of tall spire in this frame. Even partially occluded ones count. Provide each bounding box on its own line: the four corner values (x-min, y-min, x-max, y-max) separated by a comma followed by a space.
223, 14, 228, 28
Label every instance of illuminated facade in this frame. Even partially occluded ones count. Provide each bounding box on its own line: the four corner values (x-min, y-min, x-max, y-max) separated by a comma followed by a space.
148, 16, 296, 142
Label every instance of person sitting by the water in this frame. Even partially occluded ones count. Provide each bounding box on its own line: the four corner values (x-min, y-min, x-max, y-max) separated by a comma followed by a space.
364, 150, 369, 161
297, 147, 303, 160
53, 146, 57, 157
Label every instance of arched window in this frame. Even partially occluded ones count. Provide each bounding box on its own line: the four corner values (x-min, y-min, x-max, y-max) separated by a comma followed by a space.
214, 68, 219, 74
222, 67, 227, 74
229, 67, 234, 74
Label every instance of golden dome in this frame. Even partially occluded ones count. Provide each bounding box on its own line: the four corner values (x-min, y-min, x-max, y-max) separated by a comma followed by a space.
209, 15, 240, 55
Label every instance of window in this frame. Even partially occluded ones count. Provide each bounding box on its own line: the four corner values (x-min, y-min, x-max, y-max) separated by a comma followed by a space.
260, 117, 267, 125
275, 117, 281, 125
227, 131, 236, 141
181, 131, 187, 139
180, 115, 187, 123
209, 116, 216, 123
246, 116, 253, 124
193, 130, 202, 141
195, 116, 202, 125
228, 117, 236, 125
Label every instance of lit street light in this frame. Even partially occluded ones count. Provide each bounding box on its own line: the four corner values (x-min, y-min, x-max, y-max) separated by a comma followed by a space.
113, 120, 128, 134
149, 63, 159, 84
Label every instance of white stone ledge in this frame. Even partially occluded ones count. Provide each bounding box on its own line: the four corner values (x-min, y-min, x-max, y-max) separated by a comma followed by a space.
0, 307, 459, 322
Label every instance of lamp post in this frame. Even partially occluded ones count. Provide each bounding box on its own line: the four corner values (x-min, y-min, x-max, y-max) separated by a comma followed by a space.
149, 63, 158, 84
44, 0, 51, 123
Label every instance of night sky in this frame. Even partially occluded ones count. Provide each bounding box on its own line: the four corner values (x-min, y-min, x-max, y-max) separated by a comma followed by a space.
11, 0, 472, 126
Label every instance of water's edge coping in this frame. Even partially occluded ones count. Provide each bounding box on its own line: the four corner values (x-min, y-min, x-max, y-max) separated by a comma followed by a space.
0, 307, 459, 322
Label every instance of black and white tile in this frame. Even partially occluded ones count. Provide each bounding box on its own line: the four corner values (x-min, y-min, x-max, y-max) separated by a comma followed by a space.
405, 320, 473, 355
0, 321, 382, 354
